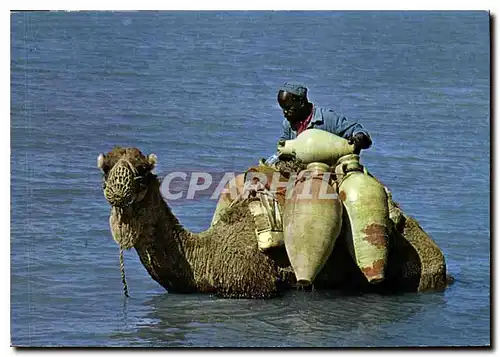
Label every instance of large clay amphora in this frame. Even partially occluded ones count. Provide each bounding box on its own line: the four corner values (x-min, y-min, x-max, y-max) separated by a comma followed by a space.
278, 129, 355, 166
283, 162, 343, 286
335, 154, 389, 283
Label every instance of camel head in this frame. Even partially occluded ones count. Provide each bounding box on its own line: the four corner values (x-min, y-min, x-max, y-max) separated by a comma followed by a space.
97, 147, 157, 208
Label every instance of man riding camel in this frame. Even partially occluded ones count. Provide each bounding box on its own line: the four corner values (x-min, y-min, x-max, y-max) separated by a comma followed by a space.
276, 82, 372, 154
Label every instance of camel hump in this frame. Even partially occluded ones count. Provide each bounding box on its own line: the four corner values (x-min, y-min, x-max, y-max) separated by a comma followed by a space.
211, 165, 286, 251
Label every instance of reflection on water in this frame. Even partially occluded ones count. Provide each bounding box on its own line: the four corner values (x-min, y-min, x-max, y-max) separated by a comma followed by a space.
110, 290, 446, 347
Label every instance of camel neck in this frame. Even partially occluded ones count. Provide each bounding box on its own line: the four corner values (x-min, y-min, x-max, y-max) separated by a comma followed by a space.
140, 177, 200, 291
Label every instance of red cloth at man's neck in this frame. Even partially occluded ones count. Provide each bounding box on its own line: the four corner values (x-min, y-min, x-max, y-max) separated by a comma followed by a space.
296, 105, 314, 135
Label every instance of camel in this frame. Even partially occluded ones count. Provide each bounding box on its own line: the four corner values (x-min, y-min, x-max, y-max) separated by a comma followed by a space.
97, 147, 450, 299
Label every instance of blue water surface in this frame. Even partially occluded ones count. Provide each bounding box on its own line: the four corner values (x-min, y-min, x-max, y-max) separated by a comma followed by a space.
10, 11, 490, 347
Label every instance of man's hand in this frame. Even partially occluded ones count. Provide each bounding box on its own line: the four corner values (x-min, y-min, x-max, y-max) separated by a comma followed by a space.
348, 133, 372, 154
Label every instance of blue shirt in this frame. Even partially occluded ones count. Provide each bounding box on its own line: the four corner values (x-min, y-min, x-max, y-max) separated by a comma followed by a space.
279, 106, 371, 141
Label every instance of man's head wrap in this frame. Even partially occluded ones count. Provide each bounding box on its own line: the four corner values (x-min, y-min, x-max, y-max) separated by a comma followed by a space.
279, 82, 308, 98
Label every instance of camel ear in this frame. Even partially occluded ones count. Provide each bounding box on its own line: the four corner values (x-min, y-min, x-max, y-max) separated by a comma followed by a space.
148, 153, 157, 168
97, 153, 105, 171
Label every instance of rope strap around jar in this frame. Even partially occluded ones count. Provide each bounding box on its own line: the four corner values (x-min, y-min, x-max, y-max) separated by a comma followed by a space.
335, 155, 364, 186
294, 169, 336, 187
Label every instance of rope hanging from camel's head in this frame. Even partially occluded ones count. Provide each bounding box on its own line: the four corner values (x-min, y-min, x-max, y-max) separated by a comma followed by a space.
120, 248, 130, 298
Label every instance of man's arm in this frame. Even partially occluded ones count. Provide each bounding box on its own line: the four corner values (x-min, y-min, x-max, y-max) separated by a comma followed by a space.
330, 112, 370, 139
325, 109, 372, 150
279, 119, 291, 141
261, 120, 292, 166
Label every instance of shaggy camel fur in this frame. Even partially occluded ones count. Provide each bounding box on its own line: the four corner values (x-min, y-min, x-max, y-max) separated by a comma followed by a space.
98, 147, 450, 298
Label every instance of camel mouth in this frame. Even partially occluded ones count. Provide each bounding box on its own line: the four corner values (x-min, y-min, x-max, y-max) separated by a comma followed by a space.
103, 182, 148, 209
102, 160, 147, 208
104, 193, 135, 208
98, 149, 157, 209
103, 176, 137, 208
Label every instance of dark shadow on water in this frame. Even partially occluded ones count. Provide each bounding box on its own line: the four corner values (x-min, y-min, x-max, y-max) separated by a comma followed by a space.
108, 288, 447, 347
